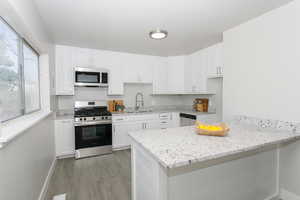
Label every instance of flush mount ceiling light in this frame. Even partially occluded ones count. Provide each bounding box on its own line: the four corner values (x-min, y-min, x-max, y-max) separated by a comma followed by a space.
149, 29, 168, 40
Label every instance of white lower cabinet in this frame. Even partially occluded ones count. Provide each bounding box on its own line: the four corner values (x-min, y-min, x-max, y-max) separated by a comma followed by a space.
144, 120, 160, 129
54, 119, 75, 157
113, 122, 143, 149
112, 113, 177, 150
171, 112, 180, 127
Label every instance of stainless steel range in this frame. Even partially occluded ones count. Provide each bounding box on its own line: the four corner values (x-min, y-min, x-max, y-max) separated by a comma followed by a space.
74, 101, 112, 159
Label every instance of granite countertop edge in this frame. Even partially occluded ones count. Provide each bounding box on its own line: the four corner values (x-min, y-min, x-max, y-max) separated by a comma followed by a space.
128, 124, 300, 169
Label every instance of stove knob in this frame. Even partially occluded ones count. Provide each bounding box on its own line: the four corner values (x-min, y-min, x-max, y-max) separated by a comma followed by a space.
93, 117, 96, 120
80, 118, 82, 121
84, 118, 86, 121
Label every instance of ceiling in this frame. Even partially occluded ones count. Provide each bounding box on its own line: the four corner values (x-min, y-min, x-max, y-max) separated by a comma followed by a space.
34, 0, 293, 56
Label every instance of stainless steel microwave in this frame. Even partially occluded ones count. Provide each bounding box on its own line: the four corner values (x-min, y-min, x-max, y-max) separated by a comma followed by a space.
74, 67, 109, 87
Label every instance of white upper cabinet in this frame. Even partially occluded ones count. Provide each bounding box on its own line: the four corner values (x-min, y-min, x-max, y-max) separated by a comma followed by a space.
184, 51, 207, 92
121, 54, 154, 83
54, 43, 223, 96
166, 56, 185, 93
108, 65, 124, 95
152, 58, 168, 93
206, 43, 223, 77
72, 47, 96, 67
55, 45, 74, 95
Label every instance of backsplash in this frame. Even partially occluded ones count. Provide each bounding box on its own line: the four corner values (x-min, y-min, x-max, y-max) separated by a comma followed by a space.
55, 84, 216, 111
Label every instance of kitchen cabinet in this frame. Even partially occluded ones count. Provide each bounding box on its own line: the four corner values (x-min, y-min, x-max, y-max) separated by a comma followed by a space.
144, 120, 160, 130
72, 47, 95, 67
121, 54, 153, 83
171, 112, 180, 127
55, 45, 74, 95
166, 56, 185, 93
153, 58, 168, 93
206, 43, 223, 77
113, 122, 143, 149
153, 57, 185, 94
184, 51, 207, 92
108, 65, 124, 95
112, 113, 179, 150
54, 119, 75, 157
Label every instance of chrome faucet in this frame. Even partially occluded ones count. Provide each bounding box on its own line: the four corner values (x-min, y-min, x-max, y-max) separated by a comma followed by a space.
135, 92, 144, 110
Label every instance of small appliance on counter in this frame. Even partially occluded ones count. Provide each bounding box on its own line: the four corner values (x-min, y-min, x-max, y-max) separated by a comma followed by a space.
193, 98, 209, 112
108, 100, 125, 112
74, 101, 112, 159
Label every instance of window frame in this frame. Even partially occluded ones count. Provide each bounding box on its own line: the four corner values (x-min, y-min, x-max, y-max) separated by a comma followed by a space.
22, 39, 41, 115
0, 16, 41, 122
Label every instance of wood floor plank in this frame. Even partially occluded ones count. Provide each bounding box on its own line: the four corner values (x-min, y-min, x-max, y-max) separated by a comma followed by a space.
45, 150, 131, 200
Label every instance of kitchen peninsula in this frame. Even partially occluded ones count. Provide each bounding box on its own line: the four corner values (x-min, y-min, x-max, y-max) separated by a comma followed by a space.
129, 116, 300, 200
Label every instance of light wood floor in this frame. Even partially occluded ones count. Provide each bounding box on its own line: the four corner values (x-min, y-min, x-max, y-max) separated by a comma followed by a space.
45, 150, 131, 200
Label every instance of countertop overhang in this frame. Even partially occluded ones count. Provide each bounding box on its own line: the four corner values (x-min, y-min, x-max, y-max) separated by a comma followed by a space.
129, 121, 300, 169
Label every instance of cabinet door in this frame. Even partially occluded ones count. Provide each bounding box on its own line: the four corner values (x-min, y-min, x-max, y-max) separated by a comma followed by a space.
167, 56, 185, 93
215, 43, 223, 75
185, 51, 207, 92
55, 119, 75, 157
153, 58, 168, 93
171, 112, 180, 127
108, 65, 124, 95
145, 120, 160, 130
139, 65, 153, 83
207, 43, 223, 76
72, 47, 95, 67
55, 45, 74, 95
113, 122, 143, 149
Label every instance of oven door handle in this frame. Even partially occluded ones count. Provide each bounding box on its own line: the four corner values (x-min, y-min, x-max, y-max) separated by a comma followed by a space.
74, 120, 112, 127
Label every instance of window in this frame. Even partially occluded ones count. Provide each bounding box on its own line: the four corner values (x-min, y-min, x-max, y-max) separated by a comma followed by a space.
23, 42, 40, 113
0, 17, 40, 122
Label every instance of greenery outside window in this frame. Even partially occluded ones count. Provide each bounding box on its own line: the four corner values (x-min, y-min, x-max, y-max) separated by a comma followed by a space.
0, 17, 40, 122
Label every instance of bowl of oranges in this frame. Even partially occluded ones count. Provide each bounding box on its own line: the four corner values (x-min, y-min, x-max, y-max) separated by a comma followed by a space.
195, 121, 230, 137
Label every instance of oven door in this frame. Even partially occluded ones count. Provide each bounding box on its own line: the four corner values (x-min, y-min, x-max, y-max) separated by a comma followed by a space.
75, 122, 112, 150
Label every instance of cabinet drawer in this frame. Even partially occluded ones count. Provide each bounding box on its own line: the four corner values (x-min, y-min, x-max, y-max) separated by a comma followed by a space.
159, 113, 171, 120
112, 116, 127, 123
113, 114, 159, 123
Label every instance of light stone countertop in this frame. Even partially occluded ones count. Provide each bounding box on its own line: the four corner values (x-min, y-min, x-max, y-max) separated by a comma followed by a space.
129, 121, 300, 169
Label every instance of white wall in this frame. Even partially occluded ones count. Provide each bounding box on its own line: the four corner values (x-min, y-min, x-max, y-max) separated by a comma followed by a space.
0, 115, 55, 200
0, 0, 56, 200
223, 0, 300, 197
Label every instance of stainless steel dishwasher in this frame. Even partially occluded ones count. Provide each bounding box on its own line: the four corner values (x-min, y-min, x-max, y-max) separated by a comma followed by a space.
180, 113, 196, 127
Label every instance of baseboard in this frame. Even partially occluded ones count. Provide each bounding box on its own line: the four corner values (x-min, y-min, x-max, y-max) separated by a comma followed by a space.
57, 153, 75, 159
38, 157, 57, 200
113, 146, 131, 151
281, 189, 300, 200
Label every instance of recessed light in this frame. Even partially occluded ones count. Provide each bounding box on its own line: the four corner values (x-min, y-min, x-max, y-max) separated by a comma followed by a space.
149, 29, 168, 40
